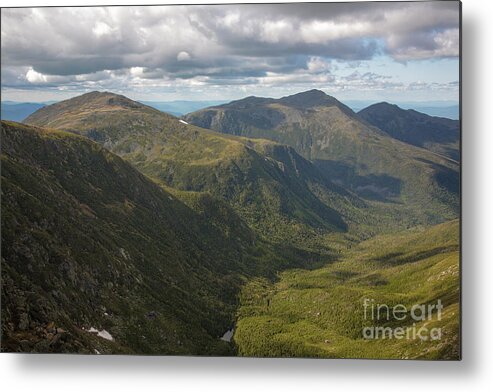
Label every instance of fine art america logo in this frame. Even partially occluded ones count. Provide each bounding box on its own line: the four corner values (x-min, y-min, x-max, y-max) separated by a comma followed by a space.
362, 298, 443, 341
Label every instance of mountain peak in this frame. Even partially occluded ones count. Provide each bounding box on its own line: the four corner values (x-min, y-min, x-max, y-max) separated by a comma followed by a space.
24, 91, 166, 128
296, 89, 327, 97
221, 95, 274, 109
279, 89, 328, 104
61, 91, 145, 110
279, 89, 355, 114
363, 101, 402, 112
358, 102, 436, 121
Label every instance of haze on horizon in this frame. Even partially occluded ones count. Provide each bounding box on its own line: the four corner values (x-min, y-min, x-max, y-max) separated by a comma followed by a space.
1, 2, 460, 104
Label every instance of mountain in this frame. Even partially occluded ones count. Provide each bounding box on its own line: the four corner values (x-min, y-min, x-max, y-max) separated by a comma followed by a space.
343, 100, 459, 120
24, 92, 368, 250
1, 120, 310, 354
235, 219, 460, 359
1, 102, 46, 122
184, 89, 459, 226
358, 102, 460, 160
5, 89, 461, 358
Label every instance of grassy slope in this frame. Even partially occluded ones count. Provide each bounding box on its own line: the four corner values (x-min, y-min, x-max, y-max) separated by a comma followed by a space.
24, 92, 370, 252
1, 120, 300, 354
234, 220, 460, 359
184, 90, 459, 226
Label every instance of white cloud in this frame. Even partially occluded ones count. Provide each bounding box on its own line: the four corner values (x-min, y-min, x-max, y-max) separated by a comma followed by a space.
434, 29, 460, 57
129, 67, 144, 78
92, 21, 113, 37
25, 68, 47, 83
177, 51, 191, 62
301, 20, 372, 43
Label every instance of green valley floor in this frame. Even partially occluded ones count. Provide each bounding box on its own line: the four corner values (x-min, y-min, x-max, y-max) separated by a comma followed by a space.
234, 220, 460, 359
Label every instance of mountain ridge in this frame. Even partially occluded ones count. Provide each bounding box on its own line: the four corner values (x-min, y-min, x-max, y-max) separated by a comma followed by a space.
357, 101, 460, 161
25, 92, 372, 249
184, 89, 460, 226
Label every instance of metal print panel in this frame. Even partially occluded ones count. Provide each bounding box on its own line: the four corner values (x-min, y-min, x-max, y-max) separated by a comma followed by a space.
0, 1, 461, 359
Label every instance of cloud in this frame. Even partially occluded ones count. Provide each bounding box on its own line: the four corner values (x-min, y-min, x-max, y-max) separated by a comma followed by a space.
92, 21, 114, 37
407, 80, 459, 92
25, 68, 48, 84
177, 51, 191, 62
336, 71, 403, 91
0, 3, 459, 96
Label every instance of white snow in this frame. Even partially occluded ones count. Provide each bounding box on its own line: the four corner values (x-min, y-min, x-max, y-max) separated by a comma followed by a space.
88, 327, 114, 341
220, 328, 234, 342
179, 119, 188, 125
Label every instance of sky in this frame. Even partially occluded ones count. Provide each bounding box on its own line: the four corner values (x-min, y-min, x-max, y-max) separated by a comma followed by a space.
1, 1, 460, 103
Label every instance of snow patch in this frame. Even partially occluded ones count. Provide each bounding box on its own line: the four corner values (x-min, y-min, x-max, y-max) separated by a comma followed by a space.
220, 328, 234, 342
179, 119, 189, 125
88, 327, 114, 341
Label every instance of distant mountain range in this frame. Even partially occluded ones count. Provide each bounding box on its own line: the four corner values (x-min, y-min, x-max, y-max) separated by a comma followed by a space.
2, 98, 459, 120
1, 102, 46, 122
140, 100, 229, 116
2, 89, 460, 358
1, 100, 228, 121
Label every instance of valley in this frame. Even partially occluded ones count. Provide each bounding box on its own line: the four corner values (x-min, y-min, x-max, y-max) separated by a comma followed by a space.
234, 220, 460, 359
2, 90, 460, 358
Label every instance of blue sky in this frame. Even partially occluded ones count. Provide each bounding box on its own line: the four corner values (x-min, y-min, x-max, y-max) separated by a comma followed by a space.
1, 2, 460, 103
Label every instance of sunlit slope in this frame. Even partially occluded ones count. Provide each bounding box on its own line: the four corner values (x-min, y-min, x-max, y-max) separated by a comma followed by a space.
25, 92, 369, 249
234, 220, 460, 359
